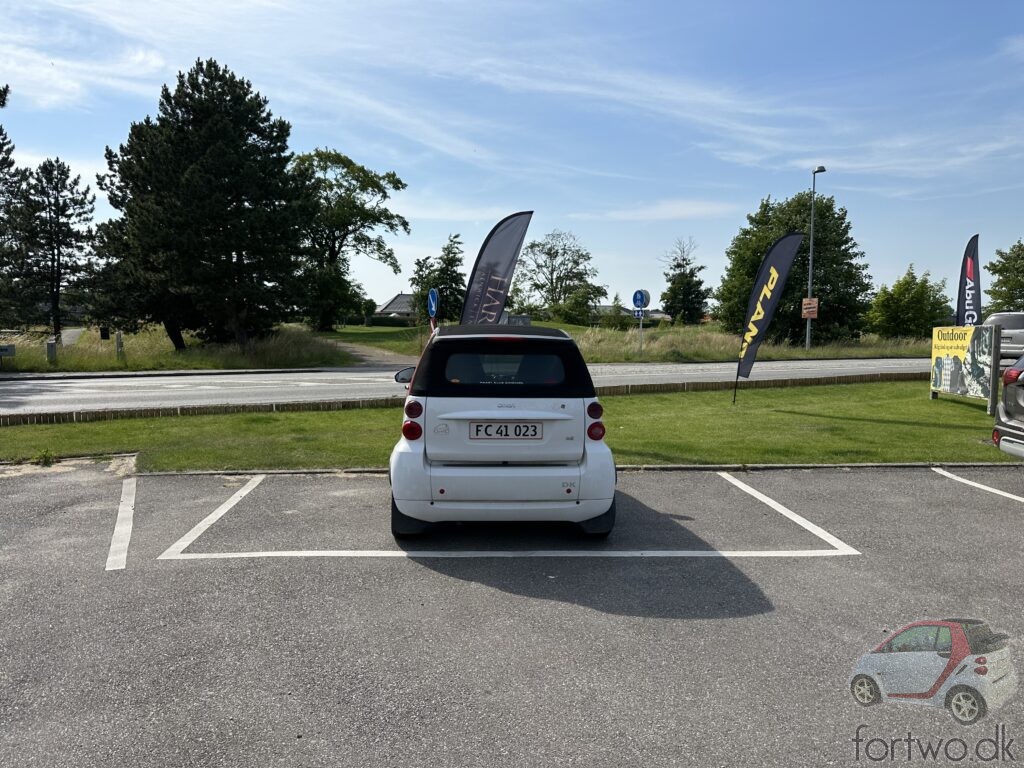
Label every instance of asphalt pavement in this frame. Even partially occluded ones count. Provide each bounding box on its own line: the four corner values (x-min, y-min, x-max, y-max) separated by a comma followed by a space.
3, 461, 1022, 766
0, 358, 929, 415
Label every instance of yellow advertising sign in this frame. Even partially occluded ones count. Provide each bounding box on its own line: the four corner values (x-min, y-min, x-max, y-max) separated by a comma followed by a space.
930, 326, 995, 400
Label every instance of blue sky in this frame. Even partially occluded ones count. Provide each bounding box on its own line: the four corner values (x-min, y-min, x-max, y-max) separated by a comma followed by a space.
3, 1, 1024, 308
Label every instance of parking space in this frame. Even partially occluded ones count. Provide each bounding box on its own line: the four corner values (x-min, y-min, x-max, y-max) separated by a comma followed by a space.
2, 461, 1023, 766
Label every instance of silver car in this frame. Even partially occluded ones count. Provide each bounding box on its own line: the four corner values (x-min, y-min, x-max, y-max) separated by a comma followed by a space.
982, 312, 1024, 359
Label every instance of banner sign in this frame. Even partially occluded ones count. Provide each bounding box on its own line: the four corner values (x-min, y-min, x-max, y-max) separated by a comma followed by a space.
460, 211, 533, 325
956, 234, 981, 326
930, 325, 995, 400
736, 232, 805, 380
801, 298, 819, 319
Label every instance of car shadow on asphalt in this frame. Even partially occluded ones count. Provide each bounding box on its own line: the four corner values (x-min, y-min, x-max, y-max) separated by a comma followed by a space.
397, 491, 774, 621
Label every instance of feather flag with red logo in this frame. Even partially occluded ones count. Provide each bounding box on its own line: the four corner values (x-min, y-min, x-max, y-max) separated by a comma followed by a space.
956, 235, 981, 326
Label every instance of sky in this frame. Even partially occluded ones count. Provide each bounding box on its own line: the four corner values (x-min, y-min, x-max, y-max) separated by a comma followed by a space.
2, 1, 1024, 309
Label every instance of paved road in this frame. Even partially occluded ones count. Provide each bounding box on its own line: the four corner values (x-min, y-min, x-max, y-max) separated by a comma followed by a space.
3, 462, 1022, 766
0, 358, 929, 415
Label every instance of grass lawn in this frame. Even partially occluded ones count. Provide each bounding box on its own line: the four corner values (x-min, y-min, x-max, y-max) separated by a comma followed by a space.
0, 326, 356, 372
325, 321, 931, 364
0, 382, 1010, 471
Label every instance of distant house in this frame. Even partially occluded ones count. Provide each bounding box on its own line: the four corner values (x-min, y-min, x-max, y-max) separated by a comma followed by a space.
376, 293, 415, 319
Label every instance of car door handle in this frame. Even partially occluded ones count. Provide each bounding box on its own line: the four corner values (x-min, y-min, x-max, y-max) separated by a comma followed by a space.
937, 651, 951, 659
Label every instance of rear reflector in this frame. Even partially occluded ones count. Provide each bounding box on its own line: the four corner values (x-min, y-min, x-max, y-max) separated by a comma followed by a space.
587, 421, 606, 441
993, 429, 1001, 445
402, 420, 423, 440
1003, 368, 1022, 386
405, 400, 423, 418
587, 401, 604, 419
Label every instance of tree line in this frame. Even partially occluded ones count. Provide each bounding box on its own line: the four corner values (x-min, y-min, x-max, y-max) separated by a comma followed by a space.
6, 63, 1024, 349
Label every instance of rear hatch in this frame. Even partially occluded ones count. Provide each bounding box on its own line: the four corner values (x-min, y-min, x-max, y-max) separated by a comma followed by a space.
964, 622, 1013, 682
411, 335, 594, 466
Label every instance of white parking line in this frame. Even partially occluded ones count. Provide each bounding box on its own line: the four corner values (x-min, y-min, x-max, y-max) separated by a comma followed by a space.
164, 548, 857, 560
717, 471, 860, 555
158, 475, 265, 560
931, 467, 1024, 503
105, 478, 137, 571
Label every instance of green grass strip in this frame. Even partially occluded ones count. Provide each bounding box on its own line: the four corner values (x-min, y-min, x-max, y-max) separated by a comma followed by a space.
0, 382, 1010, 472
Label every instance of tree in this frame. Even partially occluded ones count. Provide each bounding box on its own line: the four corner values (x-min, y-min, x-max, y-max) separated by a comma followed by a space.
97, 59, 304, 348
715, 192, 872, 344
866, 265, 951, 338
0, 86, 30, 327
660, 236, 710, 325
513, 230, 606, 324
0, 84, 8, 108
986, 240, 1024, 314
409, 234, 468, 324
599, 291, 631, 330
292, 148, 408, 331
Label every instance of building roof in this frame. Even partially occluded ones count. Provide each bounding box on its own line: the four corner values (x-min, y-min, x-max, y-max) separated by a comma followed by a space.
376, 293, 414, 315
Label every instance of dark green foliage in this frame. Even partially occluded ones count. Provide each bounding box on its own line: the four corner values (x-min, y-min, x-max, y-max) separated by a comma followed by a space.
660, 237, 710, 325
97, 59, 304, 347
0, 85, 8, 108
985, 240, 1024, 313
292, 148, 408, 331
512, 230, 606, 324
866, 265, 951, 338
715, 192, 873, 344
409, 234, 467, 324
600, 292, 632, 330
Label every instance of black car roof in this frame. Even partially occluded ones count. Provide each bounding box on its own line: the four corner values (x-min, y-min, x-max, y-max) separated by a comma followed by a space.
434, 324, 572, 340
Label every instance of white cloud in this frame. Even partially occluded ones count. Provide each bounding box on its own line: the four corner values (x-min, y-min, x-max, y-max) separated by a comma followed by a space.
571, 198, 739, 222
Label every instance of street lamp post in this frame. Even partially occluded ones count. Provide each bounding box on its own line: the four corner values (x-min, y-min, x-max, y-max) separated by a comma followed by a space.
805, 165, 827, 351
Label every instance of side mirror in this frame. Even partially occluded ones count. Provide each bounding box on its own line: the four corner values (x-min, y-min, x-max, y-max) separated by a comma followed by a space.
394, 366, 415, 384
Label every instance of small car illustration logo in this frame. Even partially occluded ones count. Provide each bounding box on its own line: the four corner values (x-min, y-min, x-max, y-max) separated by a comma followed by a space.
849, 619, 1018, 725
433, 424, 449, 434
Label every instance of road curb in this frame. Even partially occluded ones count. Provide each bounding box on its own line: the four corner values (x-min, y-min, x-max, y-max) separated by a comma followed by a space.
0, 365, 397, 382
0, 371, 930, 427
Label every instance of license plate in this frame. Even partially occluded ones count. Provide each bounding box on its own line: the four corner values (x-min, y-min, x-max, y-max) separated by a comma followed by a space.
469, 421, 543, 440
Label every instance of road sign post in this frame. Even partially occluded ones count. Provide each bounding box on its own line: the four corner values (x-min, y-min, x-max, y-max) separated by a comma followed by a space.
632, 289, 651, 356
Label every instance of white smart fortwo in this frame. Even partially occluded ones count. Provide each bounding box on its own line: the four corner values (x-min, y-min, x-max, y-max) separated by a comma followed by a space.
388, 325, 617, 539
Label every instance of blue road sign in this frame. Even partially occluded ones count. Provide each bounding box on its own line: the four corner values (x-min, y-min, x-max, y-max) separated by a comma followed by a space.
427, 288, 439, 319
632, 289, 650, 309
633, 309, 644, 319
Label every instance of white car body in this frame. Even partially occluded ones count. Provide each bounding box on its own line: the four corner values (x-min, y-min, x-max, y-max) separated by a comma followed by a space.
389, 325, 616, 535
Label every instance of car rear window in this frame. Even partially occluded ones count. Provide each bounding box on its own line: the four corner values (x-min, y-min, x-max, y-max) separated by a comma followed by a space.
962, 622, 1009, 653
985, 314, 1024, 330
410, 338, 595, 398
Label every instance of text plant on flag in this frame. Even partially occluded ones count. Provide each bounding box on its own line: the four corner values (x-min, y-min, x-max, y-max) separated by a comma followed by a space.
460, 211, 533, 325
735, 232, 805, 396
956, 234, 981, 327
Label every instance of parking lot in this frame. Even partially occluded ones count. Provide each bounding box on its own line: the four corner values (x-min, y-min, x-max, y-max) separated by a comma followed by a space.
3, 461, 1023, 766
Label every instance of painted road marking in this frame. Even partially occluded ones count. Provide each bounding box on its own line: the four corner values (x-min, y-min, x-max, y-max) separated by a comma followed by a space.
105, 478, 137, 571
158, 475, 265, 560
716, 471, 860, 555
931, 467, 1024, 503
156, 473, 860, 561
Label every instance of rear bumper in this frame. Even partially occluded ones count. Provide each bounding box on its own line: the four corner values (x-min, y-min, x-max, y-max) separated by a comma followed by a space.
979, 667, 1018, 710
994, 404, 1024, 459
389, 437, 616, 522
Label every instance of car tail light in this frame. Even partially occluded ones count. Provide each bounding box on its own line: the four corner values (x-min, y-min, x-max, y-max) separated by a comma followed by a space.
993, 429, 1001, 446
587, 401, 603, 419
975, 666, 989, 676
402, 420, 423, 440
587, 421, 606, 441
1003, 368, 1022, 386
404, 400, 423, 418
975, 656, 987, 665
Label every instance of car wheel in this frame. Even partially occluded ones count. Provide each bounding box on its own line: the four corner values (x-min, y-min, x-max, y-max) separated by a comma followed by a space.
850, 675, 881, 706
946, 686, 987, 725
579, 499, 616, 538
391, 496, 431, 538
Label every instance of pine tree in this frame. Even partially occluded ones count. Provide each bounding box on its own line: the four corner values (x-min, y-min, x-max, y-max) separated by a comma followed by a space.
660, 237, 710, 325
432, 234, 466, 323
985, 240, 1024, 313
715, 193, 872, 343
97, 59, 303, 347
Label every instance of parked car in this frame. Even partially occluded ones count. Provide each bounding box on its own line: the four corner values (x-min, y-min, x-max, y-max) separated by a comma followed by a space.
992, 354, 1024, 458
389, 324, 616, 538
982, 312, 1024, 359
849, 619, 1016, 725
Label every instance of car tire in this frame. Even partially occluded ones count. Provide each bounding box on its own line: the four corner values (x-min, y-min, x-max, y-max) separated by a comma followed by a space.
391, 496, 431, 538
946, 686, 987, 725
850, 675, 881, 707
579, 499, 616, 538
